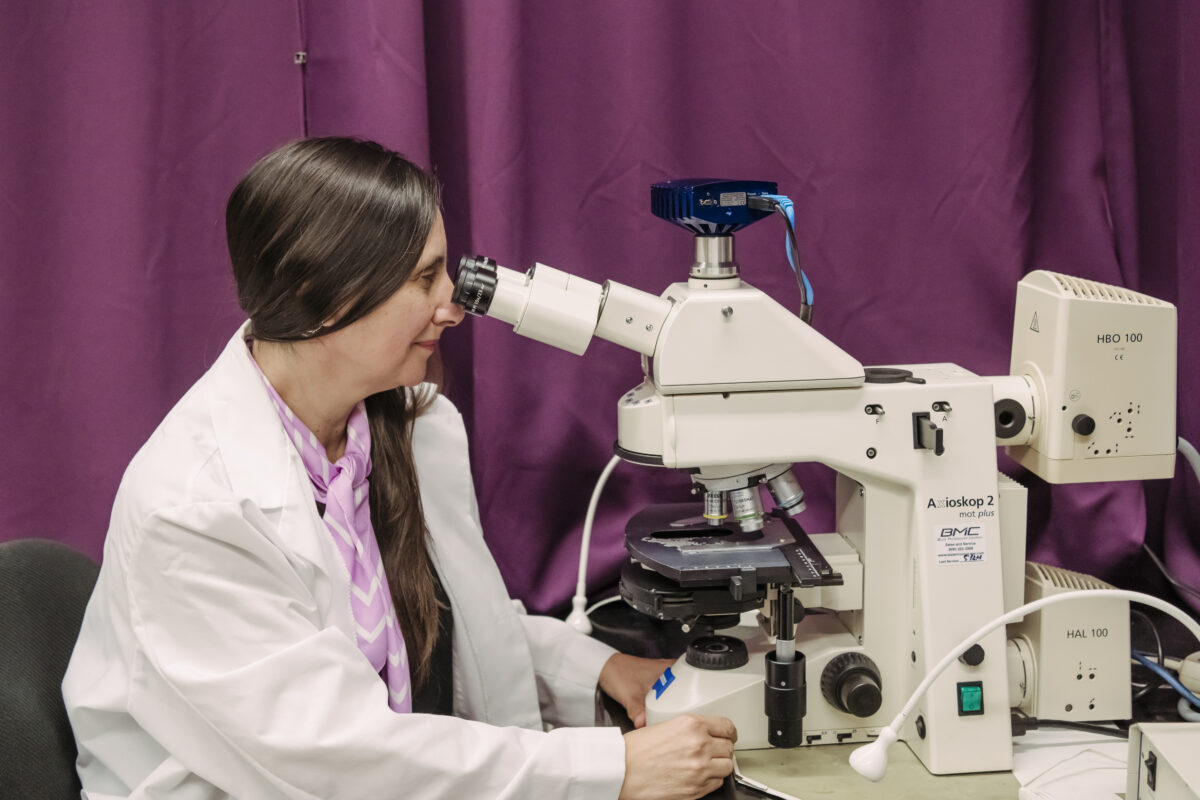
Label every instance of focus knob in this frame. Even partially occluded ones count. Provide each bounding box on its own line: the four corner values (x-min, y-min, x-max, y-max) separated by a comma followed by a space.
685, 635, 749, 670
959, 643, 986, 666
1071, 414, 1096, 436
821, 653, 882, 718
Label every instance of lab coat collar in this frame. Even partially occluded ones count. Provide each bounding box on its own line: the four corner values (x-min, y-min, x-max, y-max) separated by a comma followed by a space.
206, 322, 297, 511
201, 327, 552, 731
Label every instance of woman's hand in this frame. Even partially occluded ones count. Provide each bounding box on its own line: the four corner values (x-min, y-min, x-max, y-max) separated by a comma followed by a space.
598, 653, 676, 728
619, 714, 737, 800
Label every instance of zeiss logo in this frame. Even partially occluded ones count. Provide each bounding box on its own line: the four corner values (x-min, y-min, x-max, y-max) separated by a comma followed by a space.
939, 527, 982, 538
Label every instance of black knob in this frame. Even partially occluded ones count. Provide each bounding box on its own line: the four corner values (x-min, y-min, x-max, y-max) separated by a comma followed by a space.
839, 672, 883, 717
865, 367, 914, 384
821, 653, 882, 718
959, 644, 985, 666
685, 635, 749, 670
1071, 414, 1096, 436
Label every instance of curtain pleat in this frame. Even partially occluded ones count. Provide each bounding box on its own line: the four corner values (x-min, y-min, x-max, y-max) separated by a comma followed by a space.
1, 0, 1195, 613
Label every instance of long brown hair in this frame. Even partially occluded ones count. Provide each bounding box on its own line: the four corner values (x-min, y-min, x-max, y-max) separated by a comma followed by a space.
226, 137, 444, 685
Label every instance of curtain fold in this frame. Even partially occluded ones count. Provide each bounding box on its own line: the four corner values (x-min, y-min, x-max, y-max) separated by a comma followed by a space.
0, 2, 305, 558
303, 0, 431, 164
1, 0, 1194, 614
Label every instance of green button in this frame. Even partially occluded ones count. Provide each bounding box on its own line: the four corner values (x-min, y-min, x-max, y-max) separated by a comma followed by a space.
959, 683, 983, 714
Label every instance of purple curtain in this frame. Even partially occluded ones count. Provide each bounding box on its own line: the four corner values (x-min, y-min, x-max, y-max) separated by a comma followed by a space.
1, 3, 303, 551
2, 1, 1196, 615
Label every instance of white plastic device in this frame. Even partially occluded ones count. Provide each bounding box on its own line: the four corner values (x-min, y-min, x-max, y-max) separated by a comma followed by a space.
1006, 563, 1131, 722
1005, 270, 1177, 482
1127, 723, 1200, 799
461, 247, 1188, 784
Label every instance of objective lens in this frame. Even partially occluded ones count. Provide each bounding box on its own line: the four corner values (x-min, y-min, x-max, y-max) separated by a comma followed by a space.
766, 469, 806, 516
703, 491, 727, 526
728, 487, 764, 532
453, 255, 499, 315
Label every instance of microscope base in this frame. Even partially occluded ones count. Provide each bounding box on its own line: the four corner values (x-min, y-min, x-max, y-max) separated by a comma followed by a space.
645, 615, 882, 751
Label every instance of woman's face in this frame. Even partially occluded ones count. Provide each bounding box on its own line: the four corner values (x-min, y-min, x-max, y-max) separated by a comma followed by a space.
323, 213, 464, 394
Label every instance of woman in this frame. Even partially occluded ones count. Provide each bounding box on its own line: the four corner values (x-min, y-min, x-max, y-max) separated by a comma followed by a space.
63, 137, 736, 800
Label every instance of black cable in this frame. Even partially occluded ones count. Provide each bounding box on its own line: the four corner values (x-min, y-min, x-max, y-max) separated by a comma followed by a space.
1130, 607, 1166, 701
1142, 543, 1200, 601
1036, 720, 1129, 739
1011, 712, 1128, 739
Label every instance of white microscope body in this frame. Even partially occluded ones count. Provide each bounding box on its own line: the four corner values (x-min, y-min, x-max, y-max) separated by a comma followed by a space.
453, 183, 1178, 776
622, 268, 1176, 773
621, 291, 1017, 773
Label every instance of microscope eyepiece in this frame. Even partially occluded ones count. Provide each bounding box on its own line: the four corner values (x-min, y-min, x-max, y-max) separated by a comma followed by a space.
449, 252, 669, 357
452, 255, 499, 316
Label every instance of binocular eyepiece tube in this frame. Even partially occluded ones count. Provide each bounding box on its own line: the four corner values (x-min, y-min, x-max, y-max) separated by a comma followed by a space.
453, 255, 672, 357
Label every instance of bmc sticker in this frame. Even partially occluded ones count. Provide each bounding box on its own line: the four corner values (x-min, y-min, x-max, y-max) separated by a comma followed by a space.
653, 668, 675, 699
935, 526, 987, 565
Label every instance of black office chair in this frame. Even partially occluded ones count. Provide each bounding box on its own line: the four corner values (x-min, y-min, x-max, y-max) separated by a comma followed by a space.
0, 538, 99, 800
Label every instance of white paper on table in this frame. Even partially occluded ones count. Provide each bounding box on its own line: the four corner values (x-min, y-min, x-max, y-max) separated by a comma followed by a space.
731, 756, 805, 800
1011, 729, 1127, 799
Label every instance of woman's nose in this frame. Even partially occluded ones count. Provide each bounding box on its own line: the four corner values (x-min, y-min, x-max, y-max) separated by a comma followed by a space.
434, 272, 465, 326
435, 300, 465, 327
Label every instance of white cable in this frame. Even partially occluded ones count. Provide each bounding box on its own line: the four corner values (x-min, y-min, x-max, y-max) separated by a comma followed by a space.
849, 589, 1200, 782
1180, 697, 1200, 722
1179, 436, 1200, 483
566, 455, 622, 634
585, 594, 625, 617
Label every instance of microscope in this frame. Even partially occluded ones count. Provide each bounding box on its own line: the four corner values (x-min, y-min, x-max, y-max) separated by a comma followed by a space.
452, 179, 1180, 776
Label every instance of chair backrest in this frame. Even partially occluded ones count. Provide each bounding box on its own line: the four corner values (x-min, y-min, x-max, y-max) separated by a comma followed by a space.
0, 538, 99, 800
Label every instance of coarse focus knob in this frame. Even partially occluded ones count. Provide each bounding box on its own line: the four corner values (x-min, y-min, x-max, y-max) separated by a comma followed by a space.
821, 653, 883, 718
685, 635, 750, 670
1071, 414, 1096, 436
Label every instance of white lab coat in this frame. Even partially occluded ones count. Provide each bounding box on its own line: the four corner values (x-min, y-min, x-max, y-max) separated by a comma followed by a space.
62, 325, 626, 800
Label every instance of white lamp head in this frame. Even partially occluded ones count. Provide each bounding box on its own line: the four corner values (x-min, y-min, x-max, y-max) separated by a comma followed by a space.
848, 726, 898, 782
566, 595, 593, 635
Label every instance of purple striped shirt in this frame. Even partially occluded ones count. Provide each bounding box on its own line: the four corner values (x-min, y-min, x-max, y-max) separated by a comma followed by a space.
250, 352, 412, 712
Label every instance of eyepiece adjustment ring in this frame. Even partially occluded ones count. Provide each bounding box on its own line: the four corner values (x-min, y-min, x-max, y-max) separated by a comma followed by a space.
453, 255, 499, 316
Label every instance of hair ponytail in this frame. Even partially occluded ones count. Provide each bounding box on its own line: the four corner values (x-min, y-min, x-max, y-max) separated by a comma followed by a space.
365, 385, 441, 687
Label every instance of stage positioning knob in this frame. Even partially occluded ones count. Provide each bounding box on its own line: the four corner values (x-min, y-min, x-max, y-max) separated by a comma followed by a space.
685, 635, 750, 670
820, 653, 883, 718
1072, 414, 1096, 436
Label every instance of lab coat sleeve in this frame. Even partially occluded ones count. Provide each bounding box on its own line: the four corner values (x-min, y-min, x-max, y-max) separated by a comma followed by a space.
122, 501, 626, 800
517, 612, 618, 728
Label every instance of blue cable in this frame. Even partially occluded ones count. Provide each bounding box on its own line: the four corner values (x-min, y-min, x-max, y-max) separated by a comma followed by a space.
759, 193, 814, 306
765, 194, 797, 271
1132, 650, 1200, 708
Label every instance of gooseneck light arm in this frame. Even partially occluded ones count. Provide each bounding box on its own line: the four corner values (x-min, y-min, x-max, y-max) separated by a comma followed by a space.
565, 454, 623, 634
